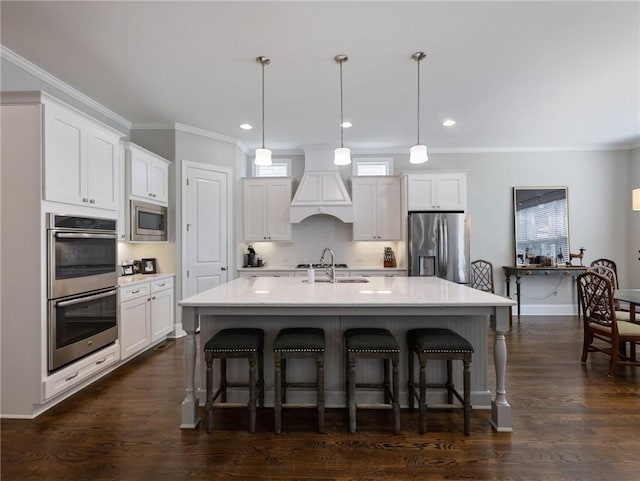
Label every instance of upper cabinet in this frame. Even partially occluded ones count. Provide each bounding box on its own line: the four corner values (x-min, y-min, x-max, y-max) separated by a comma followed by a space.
406, 172, 467, 211
43, 99, 121, 211
125, 142, 170, 206
243, 178, 293, 241
352, 176, 402, 241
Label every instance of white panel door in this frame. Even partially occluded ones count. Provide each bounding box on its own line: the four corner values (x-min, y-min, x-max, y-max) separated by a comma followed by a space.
184, 165, 229, 297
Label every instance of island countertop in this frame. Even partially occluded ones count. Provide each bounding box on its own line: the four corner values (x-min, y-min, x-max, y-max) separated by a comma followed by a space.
179, 276, 514, 309
179, 276, 515, 433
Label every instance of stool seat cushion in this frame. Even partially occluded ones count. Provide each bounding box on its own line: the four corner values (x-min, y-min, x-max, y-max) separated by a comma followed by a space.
407, 328, 474, 353
345, 328, 400, 352
274, 328, 325, 352
204, 328, 264, 352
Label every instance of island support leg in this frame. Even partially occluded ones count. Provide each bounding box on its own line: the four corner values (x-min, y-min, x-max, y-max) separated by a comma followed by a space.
181, 306, 201, 429
490, 307, 513, 432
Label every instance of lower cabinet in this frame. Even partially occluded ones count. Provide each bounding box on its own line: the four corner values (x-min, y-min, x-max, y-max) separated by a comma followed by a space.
119, 276, 174, 361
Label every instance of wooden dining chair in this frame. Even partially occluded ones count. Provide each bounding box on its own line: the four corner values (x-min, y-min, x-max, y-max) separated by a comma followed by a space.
576, 271, 640, 377
590, 259, 619, 288
587, 265, 629, 320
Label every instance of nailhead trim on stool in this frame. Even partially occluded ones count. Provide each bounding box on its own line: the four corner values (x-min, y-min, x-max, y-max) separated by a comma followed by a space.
407, 328, 474, 435
273, 327, 325, 434
203, 328, 265, 433
344, 328, 400, 434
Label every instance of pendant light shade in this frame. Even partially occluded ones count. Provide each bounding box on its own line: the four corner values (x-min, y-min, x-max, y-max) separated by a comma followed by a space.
633, 188, 640, 211
334, 54, 351, 166
410, 51, 428, 164
254, 56, 272, 166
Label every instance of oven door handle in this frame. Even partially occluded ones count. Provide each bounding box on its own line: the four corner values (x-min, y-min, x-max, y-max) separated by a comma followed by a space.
54, 232, 117, 240
56, 289, 118, 307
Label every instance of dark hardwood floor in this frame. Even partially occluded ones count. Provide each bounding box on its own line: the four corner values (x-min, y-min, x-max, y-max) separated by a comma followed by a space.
2, 316, 640, 481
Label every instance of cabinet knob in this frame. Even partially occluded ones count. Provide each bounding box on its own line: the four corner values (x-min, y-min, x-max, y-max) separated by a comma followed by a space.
82, 198, 89, 203
221, 267, 227, 271
89, 199, 95, 204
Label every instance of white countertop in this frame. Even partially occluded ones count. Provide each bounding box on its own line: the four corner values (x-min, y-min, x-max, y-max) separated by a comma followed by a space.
179, 276, 514, 308
236, 265, 406, 271
118, 273, 175, 287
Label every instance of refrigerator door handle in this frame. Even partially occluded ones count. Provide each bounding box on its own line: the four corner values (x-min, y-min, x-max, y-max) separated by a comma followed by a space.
437, 220, 445, 277
442, 218, 449, 277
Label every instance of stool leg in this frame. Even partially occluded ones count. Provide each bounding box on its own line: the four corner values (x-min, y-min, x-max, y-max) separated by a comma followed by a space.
463, 355, 471, 436
274, 351, 282, 434
281, 357, 287, 405
446, 359, 454, 404
205, 352, 214, 433
383, 358, 391, 404
220, 358, 227, 403
347, 352, 357, 434
408, 348, 415, 410
419, 355, 427, 434
317, 352, 325, 434
258, 347, 265, 409
248, 355, 257, 433
392, 353, 400, 435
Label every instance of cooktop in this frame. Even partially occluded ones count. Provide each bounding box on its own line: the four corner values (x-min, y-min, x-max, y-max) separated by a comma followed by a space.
296, 263, 349, 269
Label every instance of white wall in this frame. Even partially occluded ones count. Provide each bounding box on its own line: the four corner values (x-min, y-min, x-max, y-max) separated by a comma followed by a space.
628, 147, 640, 287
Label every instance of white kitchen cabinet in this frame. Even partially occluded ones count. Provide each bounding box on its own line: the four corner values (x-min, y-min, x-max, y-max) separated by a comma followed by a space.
237, 270, 293, 278
349, 269, 407, 277
150, 277, 174, 342
406, 172, 467, 211
352, 176, 402, 241
243, 178, 293, 241
125, 142, 170, 205
117, 143, 127, 240
119, 283, 151, 360
119, 276, 175, 360
43, 98, 121, 210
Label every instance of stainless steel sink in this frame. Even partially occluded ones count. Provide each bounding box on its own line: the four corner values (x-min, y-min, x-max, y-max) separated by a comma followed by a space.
305, 278, 370, 283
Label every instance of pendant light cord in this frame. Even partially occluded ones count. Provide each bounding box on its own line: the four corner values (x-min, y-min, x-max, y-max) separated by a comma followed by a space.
339, 59, 344, 148
416, 56, 421, 145
261, 60, 266, 149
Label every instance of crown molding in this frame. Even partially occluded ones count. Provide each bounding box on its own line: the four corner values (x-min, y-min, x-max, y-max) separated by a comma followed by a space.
351, 144, 636, 155
1, 44, 132, 132
132, 121, 249, 154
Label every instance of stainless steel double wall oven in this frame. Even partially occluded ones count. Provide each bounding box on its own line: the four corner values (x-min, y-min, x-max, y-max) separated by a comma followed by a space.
47, 214, 118, 372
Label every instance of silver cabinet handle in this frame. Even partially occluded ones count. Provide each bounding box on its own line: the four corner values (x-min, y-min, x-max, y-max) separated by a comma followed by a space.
65, 372, 79, 381
131, 289, 140, 294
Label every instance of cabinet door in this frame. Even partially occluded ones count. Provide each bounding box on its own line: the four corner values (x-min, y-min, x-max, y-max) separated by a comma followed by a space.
352, 179, 377, 240
150, 287, 174, 342
265, 180, 292, 241
86, 126, 119, 210
117, 144, 127, 240
44, 103, 86, 205
149, 160, 168, 203
407, 174, 437, 211
435, 173, 467, 211
244, 180, 268, 241
119, 295, 150, 360
375, 177, 402, 240
130, 150, 151, 199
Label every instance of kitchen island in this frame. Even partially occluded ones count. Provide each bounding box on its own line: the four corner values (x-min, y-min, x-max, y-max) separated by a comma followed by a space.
179, 276, 515, 432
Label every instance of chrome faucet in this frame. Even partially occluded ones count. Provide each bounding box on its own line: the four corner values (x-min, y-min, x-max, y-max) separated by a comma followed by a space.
319, 247, 336, 283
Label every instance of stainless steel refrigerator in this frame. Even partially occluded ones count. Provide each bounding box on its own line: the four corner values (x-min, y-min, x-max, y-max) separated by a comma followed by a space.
408, 212, 470, 284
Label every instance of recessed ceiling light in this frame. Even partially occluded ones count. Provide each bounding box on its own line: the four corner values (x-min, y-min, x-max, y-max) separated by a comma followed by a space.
340, 121, 352, 128
442, 119, 456, 127
239, 123, 253, 130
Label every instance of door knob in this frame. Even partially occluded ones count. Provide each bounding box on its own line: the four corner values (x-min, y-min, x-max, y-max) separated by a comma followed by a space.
221, 267, 227, 271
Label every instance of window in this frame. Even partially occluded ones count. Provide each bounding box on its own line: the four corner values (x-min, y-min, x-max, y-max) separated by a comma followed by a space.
253, 158, 291, 177
352, 157, 394, 176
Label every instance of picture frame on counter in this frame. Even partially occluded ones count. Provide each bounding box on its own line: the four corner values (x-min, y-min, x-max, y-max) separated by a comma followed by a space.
142, 258, 157, 274
121, 265, 134, 276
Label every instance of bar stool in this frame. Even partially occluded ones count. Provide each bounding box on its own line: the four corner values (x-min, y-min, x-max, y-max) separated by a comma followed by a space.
344, 328, 400, 434
407, 328, 474, 435
203, 328, 265, 433
273, 327, 325, 434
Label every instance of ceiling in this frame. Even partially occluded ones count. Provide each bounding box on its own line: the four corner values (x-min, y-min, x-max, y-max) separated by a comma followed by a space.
1, 1, 639, 154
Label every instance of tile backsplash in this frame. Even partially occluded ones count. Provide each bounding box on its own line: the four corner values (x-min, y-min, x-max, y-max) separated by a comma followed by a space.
241, 215, 405, 267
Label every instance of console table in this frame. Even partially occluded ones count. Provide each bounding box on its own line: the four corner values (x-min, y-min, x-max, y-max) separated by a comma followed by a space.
503, 266, 587, 318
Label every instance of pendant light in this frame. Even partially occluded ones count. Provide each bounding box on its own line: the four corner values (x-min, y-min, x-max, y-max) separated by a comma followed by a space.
334, 54, 351, 166
410, 51, 428, 164
254, 56, 272, 166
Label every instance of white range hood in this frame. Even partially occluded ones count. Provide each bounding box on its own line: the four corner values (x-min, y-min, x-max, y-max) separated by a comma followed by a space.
290, 146, 354, 223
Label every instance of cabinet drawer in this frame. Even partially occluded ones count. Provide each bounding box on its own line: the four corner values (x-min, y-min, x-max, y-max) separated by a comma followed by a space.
151, 277, 173, 293
43, 343, 119, 400
120, 283, 150, 302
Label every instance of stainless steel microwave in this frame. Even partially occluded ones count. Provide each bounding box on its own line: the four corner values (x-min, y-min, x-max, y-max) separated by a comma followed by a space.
130, 200, 168, 241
